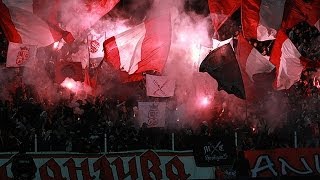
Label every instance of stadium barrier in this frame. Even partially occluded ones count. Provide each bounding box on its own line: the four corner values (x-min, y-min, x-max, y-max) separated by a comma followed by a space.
0, 150, 214, 179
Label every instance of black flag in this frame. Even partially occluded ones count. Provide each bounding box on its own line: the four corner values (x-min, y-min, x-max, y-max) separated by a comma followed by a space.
55, 61, 83, 84
199, 43, 246, 99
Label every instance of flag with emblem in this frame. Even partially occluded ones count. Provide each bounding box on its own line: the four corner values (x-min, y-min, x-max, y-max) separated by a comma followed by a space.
138, 102, 166, 128
55, 61, 83, 84
89, 33, 106, 59
146, 74, 175, 97
6, 42, 37, 68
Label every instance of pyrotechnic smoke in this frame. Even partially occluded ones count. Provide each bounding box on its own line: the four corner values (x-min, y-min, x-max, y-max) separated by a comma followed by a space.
0, 0, 290, 130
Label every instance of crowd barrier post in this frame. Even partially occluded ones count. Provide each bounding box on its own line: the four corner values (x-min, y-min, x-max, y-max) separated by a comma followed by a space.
235, 132, 238, 148
34, 134, 38, 152
294, 131, 297, 148
172, 132, 175, 151
104, 133, 107, 153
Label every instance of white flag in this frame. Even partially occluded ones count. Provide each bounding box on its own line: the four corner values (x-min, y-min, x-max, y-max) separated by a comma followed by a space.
146, 74, 175, 97
138, 102, 166, 128
6, 42, 37, 67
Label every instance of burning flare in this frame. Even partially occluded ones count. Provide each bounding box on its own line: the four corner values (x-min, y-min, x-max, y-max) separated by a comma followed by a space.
61, 77, 78, 92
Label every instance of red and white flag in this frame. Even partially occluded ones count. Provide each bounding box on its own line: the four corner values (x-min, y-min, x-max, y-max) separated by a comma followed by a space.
208, 0, 240, 32
88, 33, 106, 59
0, 0, 73, 47
146, 74, 175, 97
103, 13, 171, 82
6, 42, 37, 68
282, 0, 309, 30
242, 0, 286, 41
138, 102, 166, 128
306, 0, 320, 31
237, 34, 275, 82
282, 0, 320, 31
270, 30, 305, 90
60, 0, 120, 37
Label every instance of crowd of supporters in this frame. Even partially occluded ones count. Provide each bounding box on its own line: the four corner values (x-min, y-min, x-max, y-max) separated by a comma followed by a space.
0, 69, 319, 153
0, 20, 319, 153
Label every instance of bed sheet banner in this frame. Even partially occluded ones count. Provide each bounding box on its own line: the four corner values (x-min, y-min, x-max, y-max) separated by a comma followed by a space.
0, 150, 214, 179
193, 136, 236, 167
245, 148, 320, 177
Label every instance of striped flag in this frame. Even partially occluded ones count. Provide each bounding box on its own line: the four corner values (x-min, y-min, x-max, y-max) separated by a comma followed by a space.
270, 30, 305, 90
242, 0, 286, 41
237, 34, 275, 82
0, 0, 73, 46
103, 13, 171, 82
208, 0, 240, 32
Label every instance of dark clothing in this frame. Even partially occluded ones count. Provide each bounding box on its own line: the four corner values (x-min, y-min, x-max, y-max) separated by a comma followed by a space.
233, 158, 250, 178
11, 153, 37, 180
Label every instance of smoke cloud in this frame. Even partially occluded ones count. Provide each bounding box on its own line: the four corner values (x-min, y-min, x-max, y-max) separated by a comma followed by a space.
0, 0, 290, 130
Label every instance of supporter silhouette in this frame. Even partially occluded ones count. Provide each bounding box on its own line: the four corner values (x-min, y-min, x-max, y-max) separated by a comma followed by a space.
232, 150, 250, 179
11, 143, 37, 180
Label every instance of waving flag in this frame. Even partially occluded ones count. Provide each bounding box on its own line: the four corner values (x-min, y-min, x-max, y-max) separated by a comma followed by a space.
282, 0, 320, 31
6, 42, 37, 68
208, 0, 240, 32
103, 13, 171, 82
60, 0, 120, 37
89, 33, 106, 59
242, 0, 286, 41
199, 43, 246, 99
146, 74, 175, 97
270, 30, 305, 90
55, 61, 83, 84
306, 0, 320, 31
0, 0, 73, 47
237, 34, 275, 82
282, 0, 309, 30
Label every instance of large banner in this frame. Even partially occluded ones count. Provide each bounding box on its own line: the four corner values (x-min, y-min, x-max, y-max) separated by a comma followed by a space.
245, 148, 320, 177
193, 136, 236, 167
0, 150, 214, 179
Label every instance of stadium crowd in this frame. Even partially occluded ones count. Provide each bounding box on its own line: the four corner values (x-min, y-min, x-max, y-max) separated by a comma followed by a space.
0, 70, 319, 153
0, 20, 320, 153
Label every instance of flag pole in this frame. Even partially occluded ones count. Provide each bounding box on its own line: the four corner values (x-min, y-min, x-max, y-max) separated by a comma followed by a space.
86, 35, 92, 97
196, 43, 201, 70
237, 33, 248, 124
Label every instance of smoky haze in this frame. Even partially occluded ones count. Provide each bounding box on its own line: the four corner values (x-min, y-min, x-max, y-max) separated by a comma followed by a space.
0, 0, 289, 130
